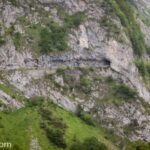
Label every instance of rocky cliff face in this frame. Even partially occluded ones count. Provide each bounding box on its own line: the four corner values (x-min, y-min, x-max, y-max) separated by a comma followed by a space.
0, 0, 150, 146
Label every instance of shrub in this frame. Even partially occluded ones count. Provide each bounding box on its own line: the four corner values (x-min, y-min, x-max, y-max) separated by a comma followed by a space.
58, 9, 85, 28
76, 105, 95, 126
12, 144, 21, 150
9, 0, 18, 6
100, 16, 109, 27
100, 15, 121, 37
0, 36, 6, 45
70, 141, 84, 150
83, 137, 108, 150
39, 107, 67, 148
71, 75, 92, 94
80, 75, 91, 87
105, 76, 114, 83
5, 25, 15, 35
135, 61, 147, 77
39, 108, 53, 121
51, 118, 67, 129
135, 60, 150, 79
56, 68, 65, 75
0, 122, 4, 128
39, 21, 68, 53
70, 137, 108, 150
126, 140, 150, 150
27, 96, 44, 107
114, 84, 137, 100
46, 129, 67, 148
13, 32, 23, 50
76, 105, 83, 118
80, 113, 95, 126
64, 12, 85, 28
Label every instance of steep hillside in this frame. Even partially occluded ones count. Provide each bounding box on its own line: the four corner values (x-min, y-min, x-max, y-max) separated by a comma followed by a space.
0, 0, 150, 150
0, 101, 118, 150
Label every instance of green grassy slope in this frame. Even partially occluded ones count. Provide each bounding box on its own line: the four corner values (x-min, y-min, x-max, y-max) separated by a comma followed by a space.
0, 102, 118, 150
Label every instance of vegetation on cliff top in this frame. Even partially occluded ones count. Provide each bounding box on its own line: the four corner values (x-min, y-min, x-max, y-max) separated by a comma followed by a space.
39, 12, 85, 54
104, 0, 147, 56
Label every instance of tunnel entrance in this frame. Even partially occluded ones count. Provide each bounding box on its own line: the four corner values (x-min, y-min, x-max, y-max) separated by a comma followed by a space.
101, 58, 111, 66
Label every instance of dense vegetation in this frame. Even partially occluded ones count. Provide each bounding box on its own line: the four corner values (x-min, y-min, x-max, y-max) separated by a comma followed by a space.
39, 106, 67, 148
39, 12, 85, 54
39, 22, 68, 53
126, 140, 150, 150
12, 32, 23, 51
70, 137, 108, 150
114, 84, 137, 100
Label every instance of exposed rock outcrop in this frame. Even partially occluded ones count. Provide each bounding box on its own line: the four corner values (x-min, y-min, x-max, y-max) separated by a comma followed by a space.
0, 0, 150, 143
